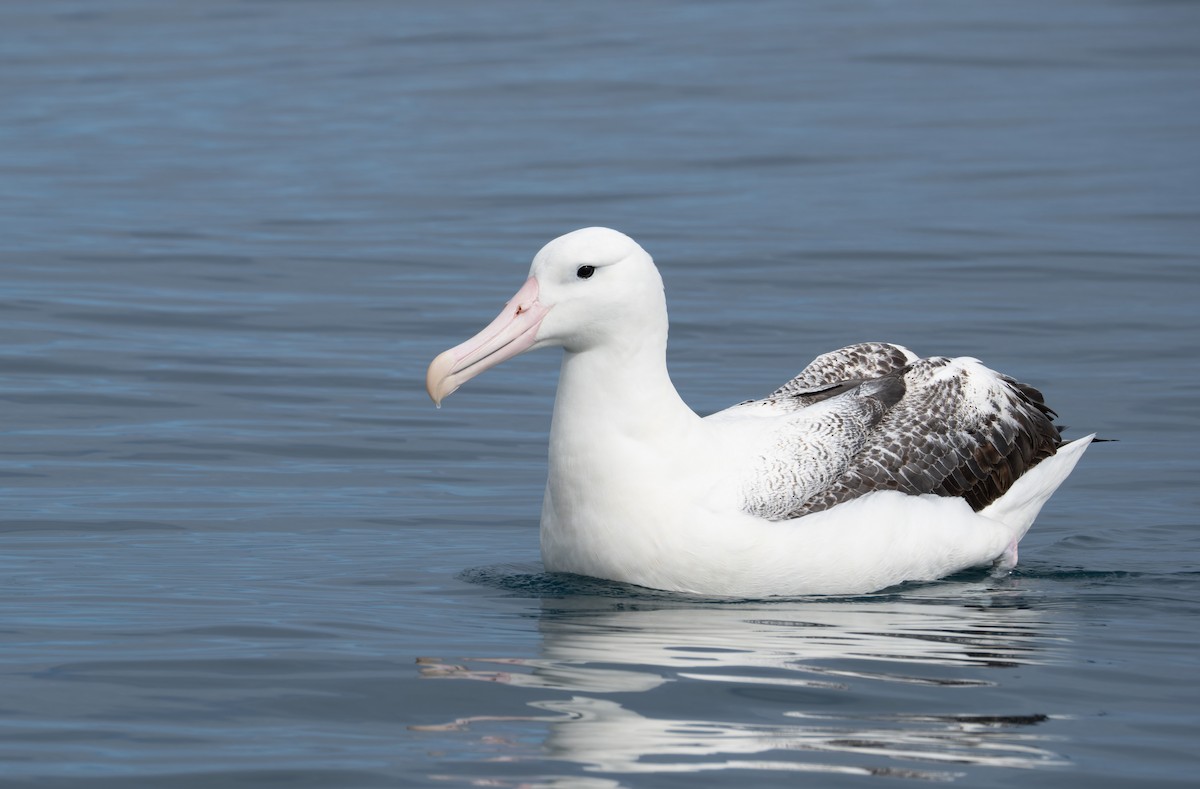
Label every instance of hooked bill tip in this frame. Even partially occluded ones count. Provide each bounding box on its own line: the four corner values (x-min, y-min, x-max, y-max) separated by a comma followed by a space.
425, 349, 459, 406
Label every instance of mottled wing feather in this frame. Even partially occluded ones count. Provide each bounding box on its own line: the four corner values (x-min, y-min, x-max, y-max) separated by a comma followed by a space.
787, 357, 1063, 517
726, 342, 919, 414
737, 375, 907, 520
772, 342, 918, 397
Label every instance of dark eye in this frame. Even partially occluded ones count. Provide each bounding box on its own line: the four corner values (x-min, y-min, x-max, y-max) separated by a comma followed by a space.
576, 265, 595, 279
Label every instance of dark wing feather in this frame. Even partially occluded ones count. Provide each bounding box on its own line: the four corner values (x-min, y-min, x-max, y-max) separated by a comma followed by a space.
729, 342, 917, 412
772, 342, 917, 397
787, 356, 1063, 516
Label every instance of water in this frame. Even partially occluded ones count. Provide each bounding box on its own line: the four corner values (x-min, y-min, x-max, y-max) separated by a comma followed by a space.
1, 0, 1198, 785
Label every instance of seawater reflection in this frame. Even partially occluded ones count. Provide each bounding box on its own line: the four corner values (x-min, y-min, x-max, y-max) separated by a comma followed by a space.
415, 578, 1070, 783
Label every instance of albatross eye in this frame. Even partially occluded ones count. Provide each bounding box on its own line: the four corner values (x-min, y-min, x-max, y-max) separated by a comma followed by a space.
576, 265, 595, 280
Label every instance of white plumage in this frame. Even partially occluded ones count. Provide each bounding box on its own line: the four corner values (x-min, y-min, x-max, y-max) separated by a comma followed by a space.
427, 227, 1092, 596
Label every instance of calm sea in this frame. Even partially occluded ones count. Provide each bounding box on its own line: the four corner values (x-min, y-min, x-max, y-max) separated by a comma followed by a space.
1, 1, 1197, 786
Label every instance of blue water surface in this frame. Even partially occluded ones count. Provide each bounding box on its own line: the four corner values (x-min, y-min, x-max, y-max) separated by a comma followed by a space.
1, 1, 1198, 786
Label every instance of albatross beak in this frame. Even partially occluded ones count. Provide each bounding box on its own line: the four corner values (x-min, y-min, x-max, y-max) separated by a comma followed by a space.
426, 276, 550, 406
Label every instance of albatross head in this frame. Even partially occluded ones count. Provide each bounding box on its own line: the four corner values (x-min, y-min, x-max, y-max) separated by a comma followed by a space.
426, 227, 666, 405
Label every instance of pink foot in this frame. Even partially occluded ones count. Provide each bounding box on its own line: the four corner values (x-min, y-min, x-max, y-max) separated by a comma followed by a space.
991, 540, 1019, 575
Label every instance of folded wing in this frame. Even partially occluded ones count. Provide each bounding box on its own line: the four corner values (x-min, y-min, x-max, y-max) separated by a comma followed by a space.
715, 343, 1064, 521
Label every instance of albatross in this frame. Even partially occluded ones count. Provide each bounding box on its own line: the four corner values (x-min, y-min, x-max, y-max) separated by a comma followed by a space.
426, 227, 1092, 596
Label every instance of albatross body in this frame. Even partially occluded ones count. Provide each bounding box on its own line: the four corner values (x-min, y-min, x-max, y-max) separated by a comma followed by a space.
426, 228, 1092, 596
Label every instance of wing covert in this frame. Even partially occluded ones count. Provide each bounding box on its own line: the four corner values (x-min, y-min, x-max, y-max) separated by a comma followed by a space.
787, 356, 1063, 517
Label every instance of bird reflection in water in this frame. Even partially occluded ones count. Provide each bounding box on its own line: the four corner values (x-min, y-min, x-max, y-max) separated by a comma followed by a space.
412, 579, 1071, 783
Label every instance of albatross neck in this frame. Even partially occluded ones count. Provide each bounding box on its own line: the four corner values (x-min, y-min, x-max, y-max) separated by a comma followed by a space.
550, 333, 700, 443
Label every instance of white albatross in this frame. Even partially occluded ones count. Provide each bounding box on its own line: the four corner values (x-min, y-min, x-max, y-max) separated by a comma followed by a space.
426, 227, 1093, 596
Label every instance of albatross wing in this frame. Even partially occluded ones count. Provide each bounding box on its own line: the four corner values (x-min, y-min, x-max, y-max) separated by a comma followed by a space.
710, 343, 1067, 522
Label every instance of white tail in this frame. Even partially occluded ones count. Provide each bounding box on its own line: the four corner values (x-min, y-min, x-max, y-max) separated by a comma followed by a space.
980, 434, 1094, 542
